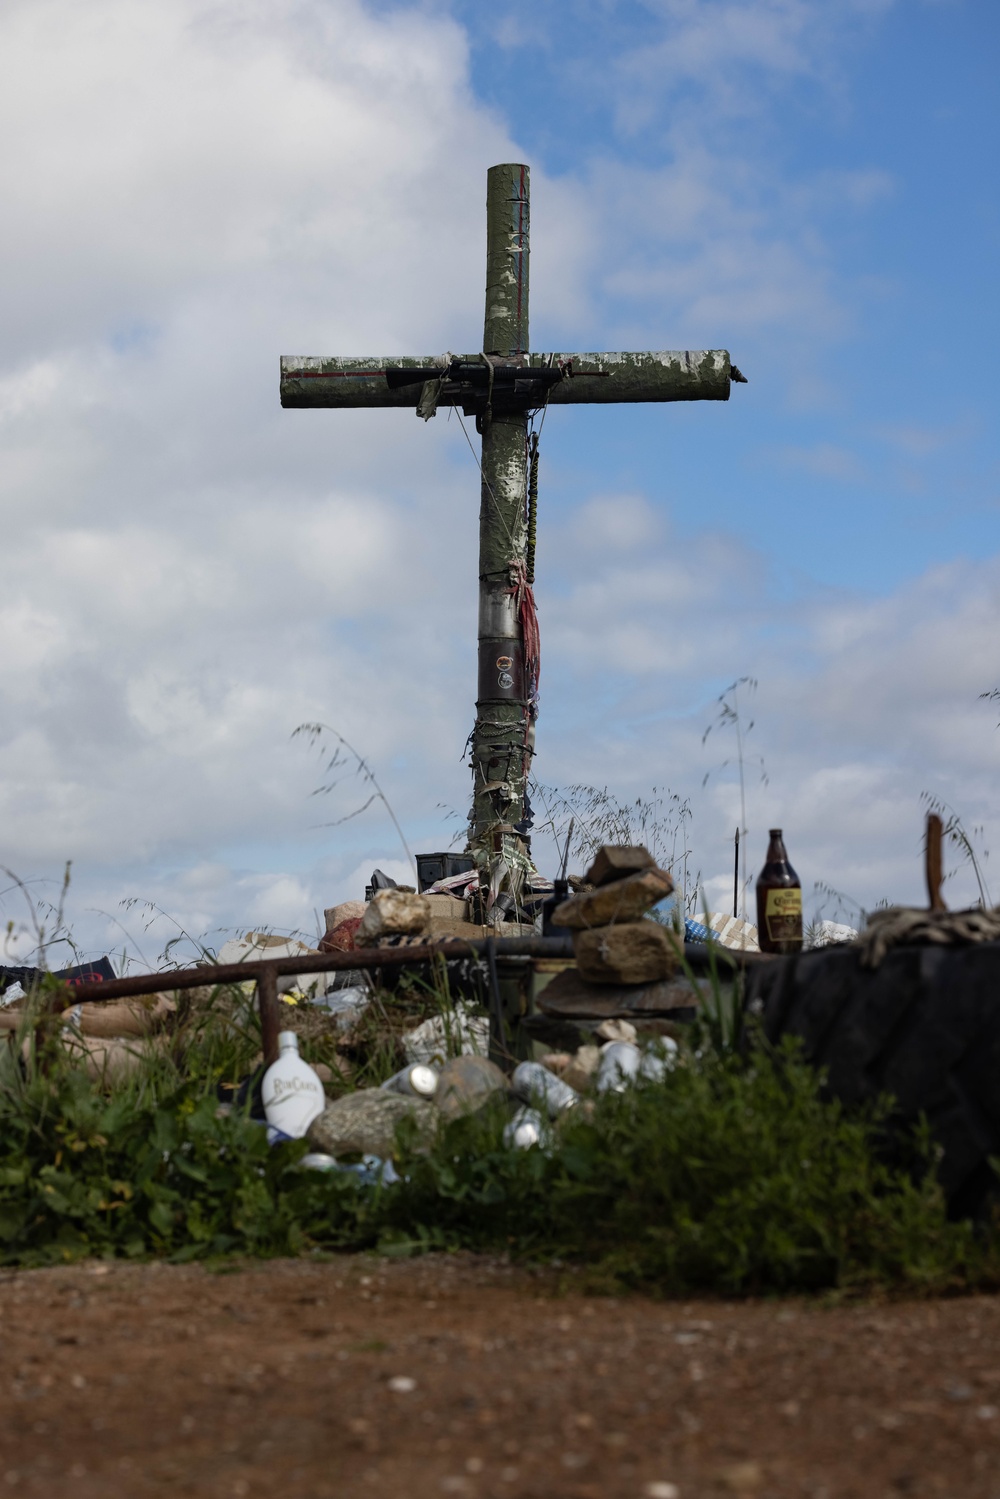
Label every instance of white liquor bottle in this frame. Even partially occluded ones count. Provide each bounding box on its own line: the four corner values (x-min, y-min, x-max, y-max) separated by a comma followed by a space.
261, 1031, 325, 1139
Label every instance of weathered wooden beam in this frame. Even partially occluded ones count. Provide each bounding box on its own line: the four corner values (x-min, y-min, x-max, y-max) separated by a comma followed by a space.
280, 349, 734, 409
470, 165, 532, 876
484, 162, 529, 357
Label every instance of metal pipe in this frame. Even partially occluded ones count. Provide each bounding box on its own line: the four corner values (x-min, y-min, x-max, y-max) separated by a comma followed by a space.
44, 935, 577, 1006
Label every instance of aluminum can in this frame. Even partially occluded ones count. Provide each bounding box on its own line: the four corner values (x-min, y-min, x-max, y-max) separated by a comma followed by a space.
511, 1060, 579, 1118
595, 1041, 642, 1093
381, 1063, 439, 1099
597, 1039, 679, 1092
640, 1038, 678, 1082
503, 1105, 547, 1149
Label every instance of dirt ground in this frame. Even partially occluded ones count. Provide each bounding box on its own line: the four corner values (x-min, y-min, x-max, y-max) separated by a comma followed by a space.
1, 1255, 999, 1498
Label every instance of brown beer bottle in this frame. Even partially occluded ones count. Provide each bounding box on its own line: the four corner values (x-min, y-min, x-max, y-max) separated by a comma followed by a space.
755, 829, 803, 955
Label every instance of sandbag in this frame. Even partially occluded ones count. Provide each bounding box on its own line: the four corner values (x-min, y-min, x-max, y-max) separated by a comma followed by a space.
0, 992, 175, 1036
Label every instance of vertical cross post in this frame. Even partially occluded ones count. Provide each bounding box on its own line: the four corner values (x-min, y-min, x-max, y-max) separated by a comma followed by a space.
471, 164, 533, 902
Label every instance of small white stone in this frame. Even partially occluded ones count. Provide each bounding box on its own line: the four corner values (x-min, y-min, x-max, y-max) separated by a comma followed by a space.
388, 1375, 417, 1393
645, 1484, 680, 1499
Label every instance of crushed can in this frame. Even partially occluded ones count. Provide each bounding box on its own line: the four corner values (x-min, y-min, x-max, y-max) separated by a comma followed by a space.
595, 1041, 642, 1093
381, 1063, 439, 1100
511, 1060, 579, 1118
503, 1105, 548, 1149
596, 1039, 679, 1092
641, 1038, 678, 1081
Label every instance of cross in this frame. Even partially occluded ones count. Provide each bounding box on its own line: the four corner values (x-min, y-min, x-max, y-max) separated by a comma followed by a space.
281, 163, 744, 913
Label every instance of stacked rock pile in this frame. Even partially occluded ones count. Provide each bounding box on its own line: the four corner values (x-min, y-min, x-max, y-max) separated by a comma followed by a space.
553, 845, 676, 983
536, 845, 699, 1025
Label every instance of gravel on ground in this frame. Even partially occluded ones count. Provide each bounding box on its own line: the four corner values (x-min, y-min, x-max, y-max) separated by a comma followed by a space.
1, 1254, 999, 1497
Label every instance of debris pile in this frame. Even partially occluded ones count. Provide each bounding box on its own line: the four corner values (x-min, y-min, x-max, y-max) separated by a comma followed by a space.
299, 1014, 677, 1168
0, 842, 732, 1168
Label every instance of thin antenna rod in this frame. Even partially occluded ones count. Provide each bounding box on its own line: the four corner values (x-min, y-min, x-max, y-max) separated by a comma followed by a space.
733, 826, 740, 919
560, 818, 575, 882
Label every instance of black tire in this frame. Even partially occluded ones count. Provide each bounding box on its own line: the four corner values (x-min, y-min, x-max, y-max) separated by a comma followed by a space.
745, 941, 1000, 1217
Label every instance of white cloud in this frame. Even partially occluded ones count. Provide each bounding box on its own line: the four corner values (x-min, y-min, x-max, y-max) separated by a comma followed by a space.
535, 525, 1000, 918
0, 0, 991, 971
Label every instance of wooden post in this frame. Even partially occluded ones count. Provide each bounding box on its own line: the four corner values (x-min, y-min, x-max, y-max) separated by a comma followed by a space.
470, 164, 533, 899
257, 965, 281, 1068
926, 813, 947, 912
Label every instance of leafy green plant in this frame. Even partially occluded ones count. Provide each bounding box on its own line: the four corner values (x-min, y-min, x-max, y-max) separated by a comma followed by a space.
385, 1038, 996, 1297
0, 1012, 371, 1267
1, 964, 997, 1297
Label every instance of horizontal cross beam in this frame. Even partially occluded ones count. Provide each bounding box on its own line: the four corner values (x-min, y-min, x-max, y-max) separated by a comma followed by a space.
280, 350, 739, 416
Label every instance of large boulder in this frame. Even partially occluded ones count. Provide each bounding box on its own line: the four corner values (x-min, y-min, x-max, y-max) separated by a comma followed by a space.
434, 1055, 508, 1121
584, 845, 655, 888
574, 921, 678, 985
552, 868, 673, 929
306, 1090, 435, 1158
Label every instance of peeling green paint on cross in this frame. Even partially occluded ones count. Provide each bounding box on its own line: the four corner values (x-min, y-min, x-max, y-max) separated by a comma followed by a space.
281, 164, 743, 911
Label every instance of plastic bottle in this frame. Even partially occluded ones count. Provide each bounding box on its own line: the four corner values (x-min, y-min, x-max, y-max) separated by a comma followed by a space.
755, 829, 803, 955
261, 1031, 326, 1139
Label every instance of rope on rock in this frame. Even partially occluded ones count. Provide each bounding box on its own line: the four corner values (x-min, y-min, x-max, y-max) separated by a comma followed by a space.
856, 904, 1000, 969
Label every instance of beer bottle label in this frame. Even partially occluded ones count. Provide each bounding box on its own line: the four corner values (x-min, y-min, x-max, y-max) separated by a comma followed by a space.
765, 887, 802, 943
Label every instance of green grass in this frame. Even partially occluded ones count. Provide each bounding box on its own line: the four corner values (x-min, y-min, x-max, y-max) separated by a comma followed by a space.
1, 979, 998, 1295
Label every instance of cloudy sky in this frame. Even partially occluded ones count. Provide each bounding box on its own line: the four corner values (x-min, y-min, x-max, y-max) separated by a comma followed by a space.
1, 0, 997, 966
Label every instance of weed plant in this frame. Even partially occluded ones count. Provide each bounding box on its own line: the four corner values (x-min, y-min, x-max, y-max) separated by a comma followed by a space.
1, 976, 997, 1295
381, 1035, 994, 1297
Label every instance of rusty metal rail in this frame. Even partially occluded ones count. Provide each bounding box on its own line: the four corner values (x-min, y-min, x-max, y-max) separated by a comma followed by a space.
45, 935, 575, 1066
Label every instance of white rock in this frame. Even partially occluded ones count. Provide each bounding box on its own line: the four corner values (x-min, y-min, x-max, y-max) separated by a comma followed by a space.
593, 1018, 638, 1045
